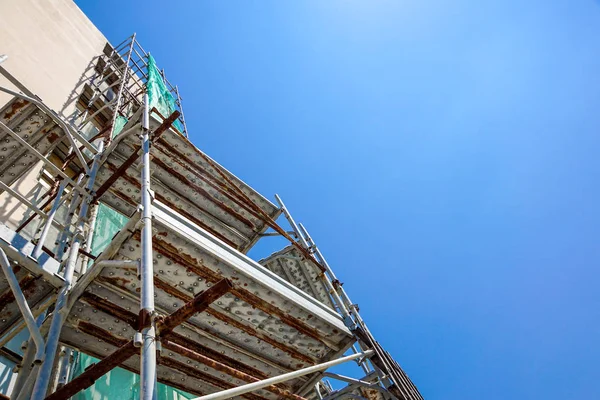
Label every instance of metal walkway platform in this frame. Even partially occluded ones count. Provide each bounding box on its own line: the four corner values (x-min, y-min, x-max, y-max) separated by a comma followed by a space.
94, 111, 280, 254
0, 33, 423, 400
59, 202, 352, 398
0, 223, 62, 345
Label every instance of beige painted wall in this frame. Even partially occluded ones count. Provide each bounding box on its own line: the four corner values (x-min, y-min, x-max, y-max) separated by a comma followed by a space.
0, 0, 109, 233
0, 4, 109, 394
0, 0, 108, 117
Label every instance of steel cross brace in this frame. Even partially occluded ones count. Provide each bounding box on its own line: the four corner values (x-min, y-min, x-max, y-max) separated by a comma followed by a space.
44, 278, 233, 400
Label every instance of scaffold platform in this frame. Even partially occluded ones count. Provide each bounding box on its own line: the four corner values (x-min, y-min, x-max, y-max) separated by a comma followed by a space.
0, 34, 423, 400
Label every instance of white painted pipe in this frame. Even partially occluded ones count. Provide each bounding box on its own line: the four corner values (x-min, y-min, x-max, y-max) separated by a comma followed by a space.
30, 142, 104, 400
139, 92, 157, 400
32, 180, 67, 259
192, 351, 373, 400
0, 249, 45, 363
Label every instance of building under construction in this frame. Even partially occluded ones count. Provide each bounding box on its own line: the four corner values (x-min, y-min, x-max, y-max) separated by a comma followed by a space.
0, 1, 423, 399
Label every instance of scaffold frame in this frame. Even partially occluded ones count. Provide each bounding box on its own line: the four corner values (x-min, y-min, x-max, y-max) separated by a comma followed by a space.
0, 33, 423, 400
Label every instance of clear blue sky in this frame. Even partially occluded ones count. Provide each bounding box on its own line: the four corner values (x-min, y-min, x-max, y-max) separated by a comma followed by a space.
76, 1, 600, 399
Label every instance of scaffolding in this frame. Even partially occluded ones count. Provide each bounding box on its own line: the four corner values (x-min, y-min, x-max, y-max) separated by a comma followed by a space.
0, 34, 423, 400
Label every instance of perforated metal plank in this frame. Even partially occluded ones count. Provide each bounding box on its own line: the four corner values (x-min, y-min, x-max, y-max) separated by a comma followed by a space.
94, 115, 280, 253
0, 223, 62, 286
0, 223, 62, 342
259, 246, 335, 309
0, 265, 55, 338
61, 201, 353, 396
0, 97, 66, 186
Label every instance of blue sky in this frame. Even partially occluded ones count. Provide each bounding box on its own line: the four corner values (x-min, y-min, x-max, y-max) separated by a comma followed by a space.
76, 1, 600, 399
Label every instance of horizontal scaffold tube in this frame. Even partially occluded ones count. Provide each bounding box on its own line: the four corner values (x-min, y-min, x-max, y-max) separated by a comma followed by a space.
191, 350, 374, 400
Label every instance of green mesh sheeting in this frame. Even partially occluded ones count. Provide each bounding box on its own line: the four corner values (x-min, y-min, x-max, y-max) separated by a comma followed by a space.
71, 354, 194, 400
112, 115, 129, 139
147, 54, 184, 133
89, 203, 129, 257
74, 204, 193, 399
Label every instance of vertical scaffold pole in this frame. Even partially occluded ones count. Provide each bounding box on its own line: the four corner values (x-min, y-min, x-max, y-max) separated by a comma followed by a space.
30, 142, 105, 400
139, 92, 157, 400
32, 179, 67, 260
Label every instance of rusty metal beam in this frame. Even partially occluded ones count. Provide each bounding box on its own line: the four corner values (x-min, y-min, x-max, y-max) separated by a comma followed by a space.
156, 278, 232, 336
102, 161, 243, 249
45, 278, 232, 400
92, 110, 180, 202
162, 340, 307, 400
45, 342, 138, 400
92, 147, 138, 201
150, 236, 335, 348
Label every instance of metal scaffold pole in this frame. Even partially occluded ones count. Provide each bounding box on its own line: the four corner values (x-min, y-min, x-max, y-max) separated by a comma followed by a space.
139, 92, 157, 400
30, 140, 105, 400
0, 29, 422, 400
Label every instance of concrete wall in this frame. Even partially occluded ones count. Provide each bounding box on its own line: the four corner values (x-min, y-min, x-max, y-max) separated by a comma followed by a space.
0, 0, 108, 117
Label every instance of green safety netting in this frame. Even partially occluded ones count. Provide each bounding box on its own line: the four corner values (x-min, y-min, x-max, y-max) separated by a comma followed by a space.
74, 203, 193, 399
72, 354, 194, 400
89, 203, 129, 257
112, 115, 129, 139
147, 54, 184, 132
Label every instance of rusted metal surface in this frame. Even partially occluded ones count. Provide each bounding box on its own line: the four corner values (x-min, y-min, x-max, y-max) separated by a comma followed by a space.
58, 201, 352, 397
100, 160, 243, 249
47, 278, 232, 400
0, 98, 67, 187
152, 277, 315, 364
186, 143, 323, 270
45, 341, 138, 400
162, 340, 306, 400
92, 110, 180, 202
158, 357, 268, 400
259, 246, 335, 309
157, 278, 233, 335
92, 115, 280, 253
147, 234, 335, 348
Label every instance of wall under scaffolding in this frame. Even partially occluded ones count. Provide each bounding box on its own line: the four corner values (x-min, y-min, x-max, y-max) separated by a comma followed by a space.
0, 29, 423, 400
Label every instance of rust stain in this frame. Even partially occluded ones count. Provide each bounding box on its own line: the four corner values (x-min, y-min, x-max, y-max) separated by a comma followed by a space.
80, 292, 138, 328
47, 130, 60, 143
167, 331, 275, 382
155, 141, 264, 220
154, 277, 315, 365
60, 332, 206, 399
152, 156, 256, 230
232, 288, 325, 345
96, 275, 132, 288
151, 235, 333, 348
78, 320, 128, 347
3, 99, 28, 120
103, 161, 242, 249
0, 274, 37, 312
77, 277, 300, 377
155, 191, 240, 250
162, 340, 304, 400
159, 357, 269, 400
